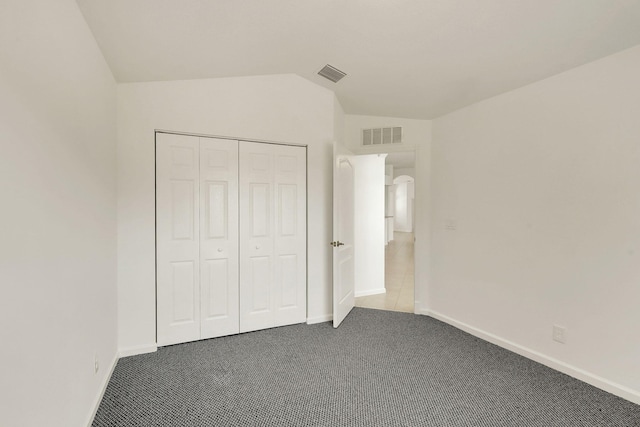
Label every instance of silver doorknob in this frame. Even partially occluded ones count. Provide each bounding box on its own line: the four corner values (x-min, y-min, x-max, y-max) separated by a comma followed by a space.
217, 248, 223, 252
256, 245, 260, 250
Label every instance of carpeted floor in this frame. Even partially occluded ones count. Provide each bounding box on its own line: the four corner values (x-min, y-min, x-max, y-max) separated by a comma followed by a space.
93, 308, 640, 426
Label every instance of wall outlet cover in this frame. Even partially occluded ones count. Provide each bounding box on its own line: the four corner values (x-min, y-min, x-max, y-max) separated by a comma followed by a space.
552, 325, 566, 344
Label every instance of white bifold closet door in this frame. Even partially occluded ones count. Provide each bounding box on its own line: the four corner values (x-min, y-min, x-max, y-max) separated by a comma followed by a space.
156, 133, 306, 346
239, 141, 307, 333
156, 133, 201, 345
156, 133, 239, 346
199, 137, 239, 339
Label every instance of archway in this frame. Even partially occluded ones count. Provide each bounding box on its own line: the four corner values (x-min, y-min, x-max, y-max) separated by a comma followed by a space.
393, 175, 414, 233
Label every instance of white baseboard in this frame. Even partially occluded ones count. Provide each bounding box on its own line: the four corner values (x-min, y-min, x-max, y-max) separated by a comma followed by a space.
307, 313, 332, 324
86, 353, 118, 427
355, 288, 386, 298
412, 301, 421, 314
423, 309, 640, 405
417, 306, 430, 316
118, 344, 158, 358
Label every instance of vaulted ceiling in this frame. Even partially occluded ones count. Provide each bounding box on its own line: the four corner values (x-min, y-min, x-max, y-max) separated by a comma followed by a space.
77, 0, 640, 119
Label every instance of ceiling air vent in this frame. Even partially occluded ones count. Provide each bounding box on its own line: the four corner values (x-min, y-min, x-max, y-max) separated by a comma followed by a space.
362, 127, 402, 145
318, 64, 347, 83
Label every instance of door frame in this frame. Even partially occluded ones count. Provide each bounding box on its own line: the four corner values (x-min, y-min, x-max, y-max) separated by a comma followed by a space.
350, 146, 421, 314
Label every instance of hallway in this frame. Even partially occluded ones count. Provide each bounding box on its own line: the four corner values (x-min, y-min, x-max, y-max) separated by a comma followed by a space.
355, 232, 414, 313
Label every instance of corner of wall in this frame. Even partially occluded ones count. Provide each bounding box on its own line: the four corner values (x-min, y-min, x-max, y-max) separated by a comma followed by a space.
85, 353, 119, 427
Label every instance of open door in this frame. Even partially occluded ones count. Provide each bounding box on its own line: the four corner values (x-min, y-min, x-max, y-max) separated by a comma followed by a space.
332, 141, 355, 327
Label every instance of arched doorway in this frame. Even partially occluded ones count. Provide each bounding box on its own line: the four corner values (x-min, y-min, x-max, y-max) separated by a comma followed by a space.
393, 175, 414, 233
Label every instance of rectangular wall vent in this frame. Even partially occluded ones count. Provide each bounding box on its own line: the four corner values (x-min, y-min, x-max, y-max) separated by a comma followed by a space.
318, 64, 347, 83
362, 127, 402, 145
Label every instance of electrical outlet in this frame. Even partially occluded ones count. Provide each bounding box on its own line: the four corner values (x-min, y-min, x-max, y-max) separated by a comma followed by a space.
552, 325, 566, 344
94, 354, 100, 374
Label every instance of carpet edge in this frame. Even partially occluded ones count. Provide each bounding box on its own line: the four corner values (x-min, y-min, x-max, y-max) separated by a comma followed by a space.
85, 353, 118, 427
423, 309, 640, 406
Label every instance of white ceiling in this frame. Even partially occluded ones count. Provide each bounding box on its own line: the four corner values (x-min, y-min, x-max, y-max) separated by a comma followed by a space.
77, 0, 640, 119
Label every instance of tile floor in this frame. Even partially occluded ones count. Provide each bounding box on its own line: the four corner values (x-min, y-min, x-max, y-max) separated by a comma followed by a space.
355, 231, 414, 313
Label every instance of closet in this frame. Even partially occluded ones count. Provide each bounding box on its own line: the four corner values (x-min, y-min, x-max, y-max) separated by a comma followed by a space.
156, 132, 306, 346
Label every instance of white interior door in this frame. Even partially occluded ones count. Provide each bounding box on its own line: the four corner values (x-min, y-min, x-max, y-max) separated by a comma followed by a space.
332, 141, 355, 328
239, 141, 306, 333
199, 137, 239, 339
156, 133, 201, 345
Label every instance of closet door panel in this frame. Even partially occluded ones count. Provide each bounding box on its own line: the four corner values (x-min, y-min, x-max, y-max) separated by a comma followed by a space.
273, 145, 307, 327
156, 133, 201, 346
200, 137, 239, 339
239, 142, 275, 332
248, 256, 271, 311
240, 142, 307, 333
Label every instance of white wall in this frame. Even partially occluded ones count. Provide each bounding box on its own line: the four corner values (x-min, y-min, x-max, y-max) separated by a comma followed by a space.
394, 176, 414, 233
344, 115, 429, 155
117, 74, 340, 352
393, 168, 416, 234
394, 167, 416, 179
353, 155, 386, 297
431, 44, 640, 403
0, 1, 118, 426
344, 115, 431, 311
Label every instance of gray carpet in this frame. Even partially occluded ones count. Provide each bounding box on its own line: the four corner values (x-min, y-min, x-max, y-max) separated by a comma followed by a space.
93, 308, 640, 426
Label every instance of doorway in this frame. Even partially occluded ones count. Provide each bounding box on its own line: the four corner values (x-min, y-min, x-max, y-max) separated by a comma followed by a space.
354, 151, 415, 313
355, 231, 414, 312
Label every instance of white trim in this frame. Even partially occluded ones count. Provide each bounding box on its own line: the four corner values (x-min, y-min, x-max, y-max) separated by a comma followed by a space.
155, 129, 307, 148
118, 344, 158, 358
85, 354, 118, 427
423, 309, 640, 405
307, 314, 332, 324
412, 300, 422, 315
354, 288, 386, 298
416, 306, 430, 316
